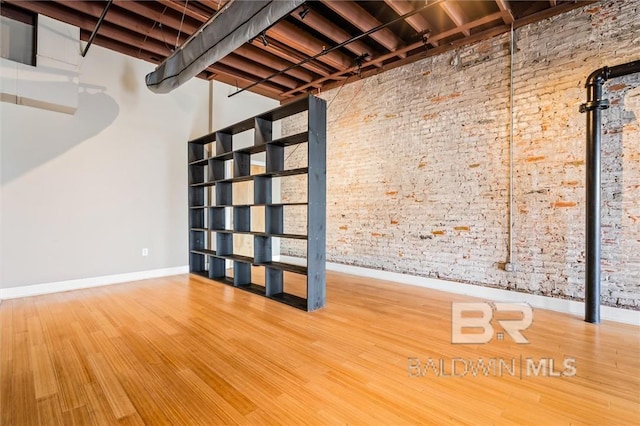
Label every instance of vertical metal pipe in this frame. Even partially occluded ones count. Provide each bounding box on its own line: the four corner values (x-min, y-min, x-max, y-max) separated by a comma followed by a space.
581, 60, 640, 324
584, 78, 604, 324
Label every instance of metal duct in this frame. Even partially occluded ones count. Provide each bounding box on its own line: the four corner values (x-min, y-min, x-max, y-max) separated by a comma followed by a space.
145, 0, 305, 94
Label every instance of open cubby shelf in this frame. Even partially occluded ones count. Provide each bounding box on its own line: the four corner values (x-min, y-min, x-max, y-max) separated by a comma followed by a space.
188, 167, 309, 188
187, 95, 326, 311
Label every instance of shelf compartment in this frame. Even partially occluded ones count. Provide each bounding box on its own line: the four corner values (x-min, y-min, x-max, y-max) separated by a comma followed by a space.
215, 182, 232, 206
255, 116, 272, 146
216, 132, 232, 155
188, 133, 216, 146
269, 131, 308, 147
188, 158, 209, 166
234, 151, 251, 177
254, 176, 272, 205
234, 261, 251, 287
235, 283, 266, 296
189, 161, 209, 183
209, 256, 226, 279
188, 142, 206, 163
214, 230, 307, 240
190, 181, 214, 188
189, 187, 206, 206
210, 158, 227, 181
257, 261, 307, 275
216, 233, 232, 256
266, 144, 284, 173
189, 230, 206, 251
233, 181, 254, 206
210, 253, 254, 264
210, 207, 228, 231
189, 209, 206, 229
265, 267, 282, 296
190, 248, 216, 256
268, 292, 307, 310
190, 253, 206, 273
233, 206, 250, 232
189, 168, 309, 187
257, 96, 309, 122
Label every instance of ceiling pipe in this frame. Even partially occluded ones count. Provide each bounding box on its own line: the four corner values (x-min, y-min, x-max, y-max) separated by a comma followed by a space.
81, 0, 112, 57
579, 59, 640, 324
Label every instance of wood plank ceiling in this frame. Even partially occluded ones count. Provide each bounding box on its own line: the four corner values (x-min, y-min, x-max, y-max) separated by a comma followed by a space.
1, 0, 592, 101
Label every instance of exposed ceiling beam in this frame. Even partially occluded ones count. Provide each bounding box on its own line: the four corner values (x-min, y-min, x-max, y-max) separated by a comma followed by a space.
291, 5, 381, 66
209, 62, 290, 97
254, 39, 333, 78
156, 0, 211, 21
429, 11, 504, 44
440, 1, 471, 37
281, 11, 507, 98
495, 0, 515, 24
113, 0, 199, 34
321, 0, 407, 59
49, 0, 186, 47
383, 0, 438, 47
196, 0, 221, 10
550, 0, 557, 6
266, 21, 354, 71
219, 54, 301, 90
235, 44, 317, 84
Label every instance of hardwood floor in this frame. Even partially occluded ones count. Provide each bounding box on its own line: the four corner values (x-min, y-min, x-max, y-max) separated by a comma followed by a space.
1, 270, 638, 425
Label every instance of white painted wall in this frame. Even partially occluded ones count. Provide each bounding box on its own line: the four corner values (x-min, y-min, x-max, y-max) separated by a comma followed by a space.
1, 42, 210, 289
0, 15, 289, 293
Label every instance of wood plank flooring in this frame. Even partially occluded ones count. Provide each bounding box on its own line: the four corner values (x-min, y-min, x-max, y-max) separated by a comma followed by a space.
1, 270, 638, 425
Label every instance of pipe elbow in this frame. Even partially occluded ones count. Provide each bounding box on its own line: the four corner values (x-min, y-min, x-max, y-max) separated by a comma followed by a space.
585, 67, 609, 87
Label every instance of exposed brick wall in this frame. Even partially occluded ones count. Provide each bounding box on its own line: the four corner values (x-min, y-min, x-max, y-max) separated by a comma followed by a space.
281, 0, 640, 309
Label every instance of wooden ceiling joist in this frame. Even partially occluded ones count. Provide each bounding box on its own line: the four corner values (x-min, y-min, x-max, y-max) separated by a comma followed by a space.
219, 54, 301, 90
254, 39, 334, 78
495, 0, 515, 24
383, 0, 438, 47
266, 20, 353, 71
291, 5, 381, 67
321, 0, 407, 59
156, 0, 210, 21
440, 1, 471, 37
235, 44, 317, 84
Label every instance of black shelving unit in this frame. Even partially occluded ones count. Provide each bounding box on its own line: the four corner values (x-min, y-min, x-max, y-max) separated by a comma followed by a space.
187, 96, 326, 311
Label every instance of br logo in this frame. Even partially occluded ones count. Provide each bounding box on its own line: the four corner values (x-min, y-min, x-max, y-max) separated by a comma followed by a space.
451, 302, 533, 344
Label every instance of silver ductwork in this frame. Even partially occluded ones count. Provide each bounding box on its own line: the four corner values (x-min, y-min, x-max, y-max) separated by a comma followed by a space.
146, 0, 305, 94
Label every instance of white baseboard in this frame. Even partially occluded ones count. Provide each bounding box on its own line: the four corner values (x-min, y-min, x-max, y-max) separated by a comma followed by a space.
0, 266, 190, 300
278, 255, 639, 326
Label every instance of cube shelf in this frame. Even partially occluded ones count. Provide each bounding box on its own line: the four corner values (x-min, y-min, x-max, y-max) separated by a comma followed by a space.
187, 95, 326, 311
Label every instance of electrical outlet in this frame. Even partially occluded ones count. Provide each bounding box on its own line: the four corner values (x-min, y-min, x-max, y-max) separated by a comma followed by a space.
142, 248, 149, 257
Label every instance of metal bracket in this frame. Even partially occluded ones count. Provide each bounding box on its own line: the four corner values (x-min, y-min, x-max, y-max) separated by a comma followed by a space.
579, 99, 610, 113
